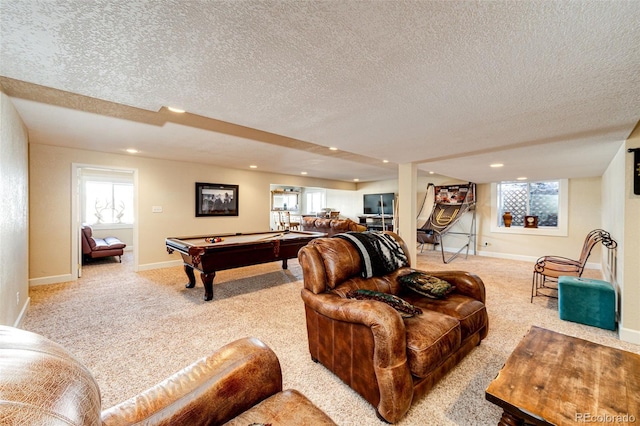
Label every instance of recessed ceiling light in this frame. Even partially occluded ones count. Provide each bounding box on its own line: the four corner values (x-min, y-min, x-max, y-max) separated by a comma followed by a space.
490, 163, 504, 168
383, 159, 389, 163
329, 147, 338, 151
249, 165, 257, 169
301, 171, 308, 175
167, 106, 185, 113
517, 177, 527, 180
429, 171, 435, 174
126, 148, 138, 154
353, 178, 359, 182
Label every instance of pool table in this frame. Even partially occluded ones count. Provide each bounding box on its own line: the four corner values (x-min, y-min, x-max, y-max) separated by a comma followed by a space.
166, 230, 326, 301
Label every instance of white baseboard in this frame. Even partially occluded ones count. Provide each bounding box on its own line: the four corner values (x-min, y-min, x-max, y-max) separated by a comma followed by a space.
619, 326, 640, 345
474, 249, 600, 270
474, 249, 537, 263
427, 246, 538, 264
419, 244, 483, 260
435, 245, 538, 263
137, 259, 183, 271
29, 273, 75, 286
13, 297, 30, 328
27, 260, 182, 286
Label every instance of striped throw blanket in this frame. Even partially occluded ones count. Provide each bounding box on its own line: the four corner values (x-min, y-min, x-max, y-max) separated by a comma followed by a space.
335, 231, 409, 278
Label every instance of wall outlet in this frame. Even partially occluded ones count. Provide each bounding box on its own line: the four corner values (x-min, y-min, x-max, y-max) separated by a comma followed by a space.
152, 206, 163, 213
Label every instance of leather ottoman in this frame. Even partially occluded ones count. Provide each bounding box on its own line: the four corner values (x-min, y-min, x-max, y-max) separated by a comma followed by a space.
558, 276, 616, 330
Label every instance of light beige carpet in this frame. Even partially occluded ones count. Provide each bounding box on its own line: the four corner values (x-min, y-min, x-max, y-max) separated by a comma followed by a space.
24, 249, 640, 425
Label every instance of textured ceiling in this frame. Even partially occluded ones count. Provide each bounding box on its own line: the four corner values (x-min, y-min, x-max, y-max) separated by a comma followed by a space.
1, 1, 639, 183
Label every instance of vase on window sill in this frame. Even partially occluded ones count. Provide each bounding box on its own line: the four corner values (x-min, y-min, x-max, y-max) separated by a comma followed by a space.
502, 211, 513, 228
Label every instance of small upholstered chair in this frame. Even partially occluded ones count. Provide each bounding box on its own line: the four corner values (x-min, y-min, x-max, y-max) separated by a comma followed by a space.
531, 229, 617, 301
558, 276, 616, 330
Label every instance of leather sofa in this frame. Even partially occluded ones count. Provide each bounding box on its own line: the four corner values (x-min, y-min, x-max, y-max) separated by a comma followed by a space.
81, 224, 126, 262
0, 326, 336, 426
298, 232, 489, 423
301, 216, 366, 237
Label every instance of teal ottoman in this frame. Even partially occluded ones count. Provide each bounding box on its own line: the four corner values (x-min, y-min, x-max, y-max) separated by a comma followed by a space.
558, 276, 616, 330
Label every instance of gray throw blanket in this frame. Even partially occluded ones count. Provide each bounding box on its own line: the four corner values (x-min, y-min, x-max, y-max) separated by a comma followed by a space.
335, 231, 409, 278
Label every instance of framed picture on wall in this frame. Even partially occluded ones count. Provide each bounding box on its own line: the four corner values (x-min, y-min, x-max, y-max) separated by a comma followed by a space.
195, 182, 239, 217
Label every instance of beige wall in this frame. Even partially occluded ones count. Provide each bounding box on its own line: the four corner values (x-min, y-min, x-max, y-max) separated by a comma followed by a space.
619, 124, 640, 342
0, 92, 29, 326
29, 143, 356, 280
475, 178, 603, 261
601, 144, 625, 290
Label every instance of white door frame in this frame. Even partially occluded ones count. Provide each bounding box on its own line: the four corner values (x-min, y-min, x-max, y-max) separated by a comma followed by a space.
71, 163, 139, 279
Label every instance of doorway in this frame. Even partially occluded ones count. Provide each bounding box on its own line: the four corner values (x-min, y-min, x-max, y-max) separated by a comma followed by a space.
72, 164, 138, 278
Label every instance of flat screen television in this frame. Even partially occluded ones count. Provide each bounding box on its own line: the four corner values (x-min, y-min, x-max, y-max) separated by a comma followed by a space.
363, 193, 395, 215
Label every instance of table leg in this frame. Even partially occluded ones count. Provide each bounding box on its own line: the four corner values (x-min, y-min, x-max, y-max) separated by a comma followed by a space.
201, 271, 215, 301
184, 264, 196, 288
282, 259, 288, 269
498, 411, 524, 426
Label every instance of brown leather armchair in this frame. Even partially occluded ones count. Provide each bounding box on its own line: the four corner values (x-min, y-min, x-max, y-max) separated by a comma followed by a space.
298, 232, 488, 423
0, 326, 336, 425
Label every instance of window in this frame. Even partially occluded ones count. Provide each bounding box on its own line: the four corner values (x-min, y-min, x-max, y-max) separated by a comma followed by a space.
306, 191, 325, 215
498, 181, 559, 227
82, 172, 134, 226
491, 179, 568, 236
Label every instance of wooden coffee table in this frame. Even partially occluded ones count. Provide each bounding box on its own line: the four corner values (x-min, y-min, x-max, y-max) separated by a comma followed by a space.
486, 326, 640, 426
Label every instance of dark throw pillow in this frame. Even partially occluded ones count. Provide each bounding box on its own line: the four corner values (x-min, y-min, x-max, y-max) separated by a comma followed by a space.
346, 289, 422, 317
399, 271, 456, 299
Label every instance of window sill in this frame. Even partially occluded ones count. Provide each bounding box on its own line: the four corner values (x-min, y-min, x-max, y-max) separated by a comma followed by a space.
87, 223, 133, 231
490, 226, 567, 237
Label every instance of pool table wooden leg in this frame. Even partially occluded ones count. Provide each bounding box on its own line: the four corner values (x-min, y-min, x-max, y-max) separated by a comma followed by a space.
282, 259, 288, 269
497, 411, 524, 426
201, 272, 215, 301
184, 264, 196, 288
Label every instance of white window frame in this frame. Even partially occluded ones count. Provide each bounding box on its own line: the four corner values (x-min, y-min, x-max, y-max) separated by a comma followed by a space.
81, 173, 134, 230
490, 179, 568, 236
305, 189, 326, 215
